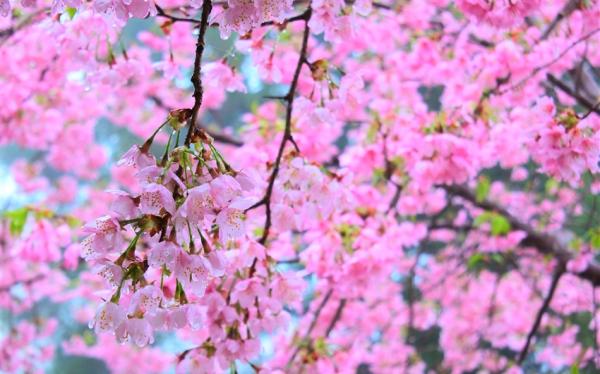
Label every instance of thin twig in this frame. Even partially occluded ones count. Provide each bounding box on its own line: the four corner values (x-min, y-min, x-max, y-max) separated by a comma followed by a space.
246, 9, 312, 247
547, 73, 600, 118
500, 27, 600, 94
286, 288, 333, 368
518, 268, 564, 364
155, 5, 200, 24
538, 0, 580, 42
324, 299, 347, 337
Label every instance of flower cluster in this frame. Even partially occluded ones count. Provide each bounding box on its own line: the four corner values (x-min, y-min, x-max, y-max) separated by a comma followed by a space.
528, 100, 600, 184
211, 0, 294, 37
457, 0, 541, 27
271, 157, 345, 232
3, 0, 600, 373
82, 130, 254, 344
81, 122, 305, 369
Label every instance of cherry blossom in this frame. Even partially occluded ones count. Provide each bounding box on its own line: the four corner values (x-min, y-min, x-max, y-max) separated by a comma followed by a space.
2, 0, 600, 373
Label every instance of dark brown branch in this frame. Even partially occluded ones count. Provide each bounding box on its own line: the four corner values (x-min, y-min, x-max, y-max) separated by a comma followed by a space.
547, 73, 600, 117
518, 268, 564, 364
538, 0, 580, 42
155, 4, 311, 29
260, 10, 311, 27
185, 0, 213, 145
405, 246, 423, 346
444, 185, 600, 286
247, 9, 312, 246
324, 299, 347, 338
155, 5, 200, 24
0, 8, 48, 46
469, 33, 495, 48
344, 0, 392, 10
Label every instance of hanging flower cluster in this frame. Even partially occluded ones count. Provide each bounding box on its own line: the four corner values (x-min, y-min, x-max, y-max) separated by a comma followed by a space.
81, 118, 303, 370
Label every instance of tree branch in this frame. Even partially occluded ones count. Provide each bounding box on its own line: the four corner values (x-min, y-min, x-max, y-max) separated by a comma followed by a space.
518, 267, 564, 364
538, 0, 580, 42
185, 0, 213, 145
286, 288, 333, 368
246, 9, 312, 246
444, 185, 600, 286
324, 299, 347, 338
501, 27, 600, 94
155, 5, 200, 24
547, 73, 600, 117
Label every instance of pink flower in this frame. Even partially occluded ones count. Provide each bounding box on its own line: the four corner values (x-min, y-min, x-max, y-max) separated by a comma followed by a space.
17, 219, 63, 263
216, 198, 253, 244
457, 0, 540, 27
90, 302, 126, 333
231, 278, 267, 308
81, 216, 121, 260
0, 0, 10, 16
210, 175, 242, 208
63, 243, 81, 271
139, 183, 176, 216
94, 0, 155, 21
117, 144, 156, 169
118, 145, 156, 169
50, 176, 78, 204
179, 184, 215, 223
205, 251, 227, 277
129, 285, 163, 315
567, 251, 593, 274
173, 251, 211, 296
51, 0, 81, 15
109, 190, 139, 219
205, 62, 247, 93
235, 170, 256, 191
148, 241, 180, 270
97, 262, 123, 288
271, 274, 304, 305
184, 304, 207, 330
11, 159, 48, 193
116, 318, 154, 347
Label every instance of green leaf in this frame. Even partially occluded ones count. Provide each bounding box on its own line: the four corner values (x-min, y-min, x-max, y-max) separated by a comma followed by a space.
474, 212, 493, 227
467, 253, 484, 271
570, 363, 579, 374
474, 212, 511, 236
475, 176, 490, 203
313, 337, 330, 356
490, 214, 511, 236
491, 253, 503, 264
545, 178, 559, 194
66, 216, 81, 229
65, 7, 77, 19
4, 207, 29, 236
589, 228, 600, 250
83, 330, 96, 346
372, 168, 386, 185
366, 122, 379, 143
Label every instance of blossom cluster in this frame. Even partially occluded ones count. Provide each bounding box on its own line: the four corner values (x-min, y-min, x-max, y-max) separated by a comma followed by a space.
3, 0, 600, 373
457, 0, 541, 26
80, 124, 307, 368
